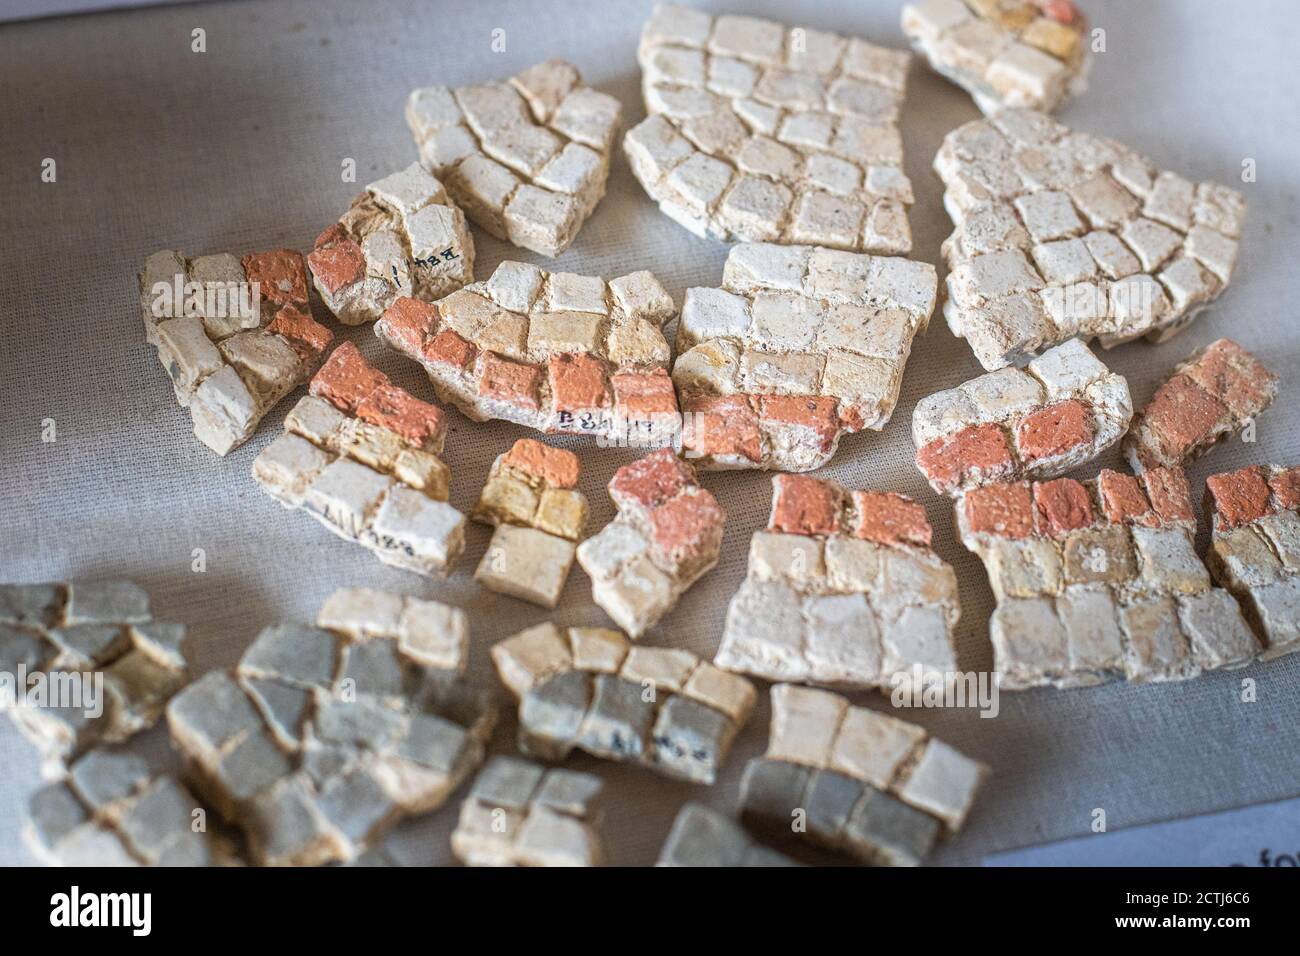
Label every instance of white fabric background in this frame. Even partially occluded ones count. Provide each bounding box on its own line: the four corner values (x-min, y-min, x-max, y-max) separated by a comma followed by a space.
1, 0, 1297, 866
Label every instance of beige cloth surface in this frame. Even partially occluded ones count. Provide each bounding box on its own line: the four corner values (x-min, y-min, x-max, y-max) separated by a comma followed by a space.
1, 0, 1297, 866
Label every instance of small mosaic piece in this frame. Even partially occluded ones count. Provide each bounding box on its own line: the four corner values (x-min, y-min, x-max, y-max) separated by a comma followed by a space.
308, 163, 474, 325
576, 449, 725, 638
1205, 465, 1300, 661
738, 685, 986, 866
407, 59, 620, 256
252, 343, 466, 578
914, 338, 1131, 494
452, 756, 603, 866
26, 750, 229, 867
714, 475, 959, 689
673, 242, 937, 471
936, 109, 1244, 370
140, 248, 333, 455
376, 264, 678, 445
902, 0, 1089, 114
957, 468, 1261, 687
491, 622, 756, 784
472, 439, 589, 608
656, 803, 800, 867
0, 581, 188, 777
166, 587, 495, 866
1124, 339, 1277, 472
627, 6, 916, 253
